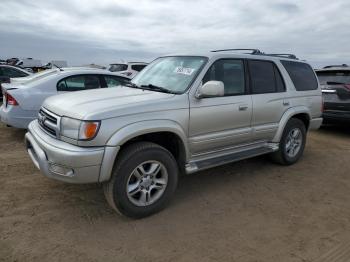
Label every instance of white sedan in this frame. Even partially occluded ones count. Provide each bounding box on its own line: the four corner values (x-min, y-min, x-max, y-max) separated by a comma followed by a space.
0, 67, 130, 129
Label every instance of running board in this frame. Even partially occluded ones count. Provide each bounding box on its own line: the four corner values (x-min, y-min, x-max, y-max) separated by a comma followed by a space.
185, 146, 276, 174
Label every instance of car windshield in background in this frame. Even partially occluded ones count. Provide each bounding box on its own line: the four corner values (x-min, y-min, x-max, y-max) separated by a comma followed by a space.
316, 70, 350, 85
109, 64, 128, 72
131, 56, 207, 94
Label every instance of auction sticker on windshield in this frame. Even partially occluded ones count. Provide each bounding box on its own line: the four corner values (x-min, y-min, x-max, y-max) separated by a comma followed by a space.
174, 67, 195, 75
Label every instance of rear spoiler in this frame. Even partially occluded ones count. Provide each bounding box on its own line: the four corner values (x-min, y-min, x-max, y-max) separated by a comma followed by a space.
1, 83, 18, 101
1, 83, 19, 92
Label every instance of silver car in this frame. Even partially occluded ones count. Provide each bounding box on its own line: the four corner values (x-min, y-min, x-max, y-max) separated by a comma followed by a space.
0, 68, 130, 128
25, 50, 323, 218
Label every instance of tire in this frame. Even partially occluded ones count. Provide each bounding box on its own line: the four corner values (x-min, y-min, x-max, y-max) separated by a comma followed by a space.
270, 118, 307, 165
104, 142, 178, 218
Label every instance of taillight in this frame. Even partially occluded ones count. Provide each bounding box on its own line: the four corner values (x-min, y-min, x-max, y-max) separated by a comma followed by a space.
344, 84, 350, 91
321, 96, 324, 112
6, 93, 18, 106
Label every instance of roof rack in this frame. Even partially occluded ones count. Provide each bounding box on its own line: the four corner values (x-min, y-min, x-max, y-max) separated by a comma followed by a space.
210, 49, 299, 60
211, 49, 263, 55
323, 64, 349, 69
265, 53, 298, 60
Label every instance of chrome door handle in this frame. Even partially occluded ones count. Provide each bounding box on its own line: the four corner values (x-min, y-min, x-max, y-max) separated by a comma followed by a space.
239, 105, 248, 111
283, 100, 290, 106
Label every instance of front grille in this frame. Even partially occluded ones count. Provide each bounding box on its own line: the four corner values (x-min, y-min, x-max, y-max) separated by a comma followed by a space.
38, 108, 59, 137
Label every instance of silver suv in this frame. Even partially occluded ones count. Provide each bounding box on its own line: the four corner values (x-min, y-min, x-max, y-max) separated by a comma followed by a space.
25, 49, 323, 218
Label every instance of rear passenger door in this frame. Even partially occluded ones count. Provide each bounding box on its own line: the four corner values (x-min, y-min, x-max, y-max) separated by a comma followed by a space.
57, 75, 102, 93
248, 60, 288, 141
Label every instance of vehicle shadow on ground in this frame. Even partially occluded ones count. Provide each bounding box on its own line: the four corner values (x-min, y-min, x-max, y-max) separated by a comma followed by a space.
49, 155, 272, 222
8, 127, 26, 140
318, 124, 350, 137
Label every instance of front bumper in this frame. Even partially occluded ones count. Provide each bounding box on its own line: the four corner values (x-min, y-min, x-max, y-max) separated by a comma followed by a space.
0, 104, 36, 129
25, 120, 119, 184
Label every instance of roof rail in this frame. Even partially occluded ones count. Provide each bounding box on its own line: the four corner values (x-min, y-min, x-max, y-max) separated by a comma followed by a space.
323, 64, 349, 69
210, 49, 299, 60
265, 53, 298, 60
211, 49, 263, 55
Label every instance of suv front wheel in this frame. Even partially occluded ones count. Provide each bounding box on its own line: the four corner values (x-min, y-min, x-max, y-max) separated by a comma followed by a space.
270, 118, 307, 165
104, 142, 178, 218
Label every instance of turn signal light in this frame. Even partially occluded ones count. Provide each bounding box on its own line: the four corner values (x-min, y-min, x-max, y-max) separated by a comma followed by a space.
80, 121, 100, 140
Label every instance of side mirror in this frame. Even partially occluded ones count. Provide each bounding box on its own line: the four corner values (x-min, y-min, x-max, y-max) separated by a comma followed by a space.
196, 81, 224, 98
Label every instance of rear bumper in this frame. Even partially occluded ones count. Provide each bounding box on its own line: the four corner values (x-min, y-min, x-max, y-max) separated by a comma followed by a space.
0, 105, 36, 129
323, 111, 350, 122
25, 120, 120, 184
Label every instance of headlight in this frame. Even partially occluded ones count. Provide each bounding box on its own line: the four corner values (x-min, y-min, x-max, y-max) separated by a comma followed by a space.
60, 117, 100, 140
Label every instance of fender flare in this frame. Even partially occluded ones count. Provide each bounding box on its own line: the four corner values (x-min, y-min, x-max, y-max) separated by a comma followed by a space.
106, 120, 190, 160
272, 106, 311, 143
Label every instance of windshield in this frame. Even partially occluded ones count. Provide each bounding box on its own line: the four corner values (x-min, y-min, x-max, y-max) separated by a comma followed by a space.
316, 70, 350, 85
131, 56, 207, 93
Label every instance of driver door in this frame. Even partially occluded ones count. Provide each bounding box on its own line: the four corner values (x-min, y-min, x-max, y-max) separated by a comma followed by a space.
189, 59, 253, 155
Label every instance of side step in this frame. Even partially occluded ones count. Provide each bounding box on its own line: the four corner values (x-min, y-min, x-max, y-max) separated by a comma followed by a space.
185, 147, 276, 174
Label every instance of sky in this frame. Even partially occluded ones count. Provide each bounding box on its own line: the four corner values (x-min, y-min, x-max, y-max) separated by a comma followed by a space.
0, 0, 349, 68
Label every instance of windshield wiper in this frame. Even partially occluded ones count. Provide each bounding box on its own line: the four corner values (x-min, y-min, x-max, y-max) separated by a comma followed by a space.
140, 84, 175, 94
124, 82, 141, 89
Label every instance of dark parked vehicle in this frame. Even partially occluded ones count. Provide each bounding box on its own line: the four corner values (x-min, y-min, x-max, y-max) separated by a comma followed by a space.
0, 65, 32, 100
316, 64, 350, 123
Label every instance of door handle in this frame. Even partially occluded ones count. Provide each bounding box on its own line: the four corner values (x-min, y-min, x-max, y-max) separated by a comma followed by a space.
283, 100, 290, 106
239, 104, 248, 111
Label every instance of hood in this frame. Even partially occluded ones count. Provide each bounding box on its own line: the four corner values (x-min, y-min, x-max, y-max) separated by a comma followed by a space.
43, 86, 178, 120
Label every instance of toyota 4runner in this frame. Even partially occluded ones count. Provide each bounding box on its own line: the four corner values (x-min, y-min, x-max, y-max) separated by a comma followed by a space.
25, 49, 323, 218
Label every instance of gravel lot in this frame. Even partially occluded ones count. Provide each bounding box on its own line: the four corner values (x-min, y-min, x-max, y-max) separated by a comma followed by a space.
1, 121, 350, 262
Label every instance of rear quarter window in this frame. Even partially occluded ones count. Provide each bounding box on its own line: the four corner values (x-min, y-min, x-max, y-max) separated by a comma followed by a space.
281, 60, 318, 91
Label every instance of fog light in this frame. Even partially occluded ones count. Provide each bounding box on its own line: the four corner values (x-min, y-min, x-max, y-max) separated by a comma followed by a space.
49, 163, 74, 177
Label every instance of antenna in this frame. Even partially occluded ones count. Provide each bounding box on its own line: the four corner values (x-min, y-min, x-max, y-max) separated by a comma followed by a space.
53, 63, 64, 71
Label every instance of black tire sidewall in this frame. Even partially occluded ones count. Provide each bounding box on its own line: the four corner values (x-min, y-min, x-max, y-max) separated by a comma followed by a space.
280, 119, 306, 164
112, 145, 178, 218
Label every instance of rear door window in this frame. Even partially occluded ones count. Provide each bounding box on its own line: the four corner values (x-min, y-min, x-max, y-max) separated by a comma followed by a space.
57, 75, 101, 91
248, 60, 285, 94
281, 60, 318, 91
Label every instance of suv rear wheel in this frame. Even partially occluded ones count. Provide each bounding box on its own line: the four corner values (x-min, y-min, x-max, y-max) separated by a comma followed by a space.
270, 118, 306, 165
104, 142, 178, 218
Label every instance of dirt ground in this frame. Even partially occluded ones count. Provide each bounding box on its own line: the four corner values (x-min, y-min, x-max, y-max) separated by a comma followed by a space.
1, 121, 350, 262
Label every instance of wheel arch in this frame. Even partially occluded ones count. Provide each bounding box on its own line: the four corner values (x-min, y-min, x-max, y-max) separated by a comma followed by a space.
105, 119, 189, 171
272, 106, 311, 143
